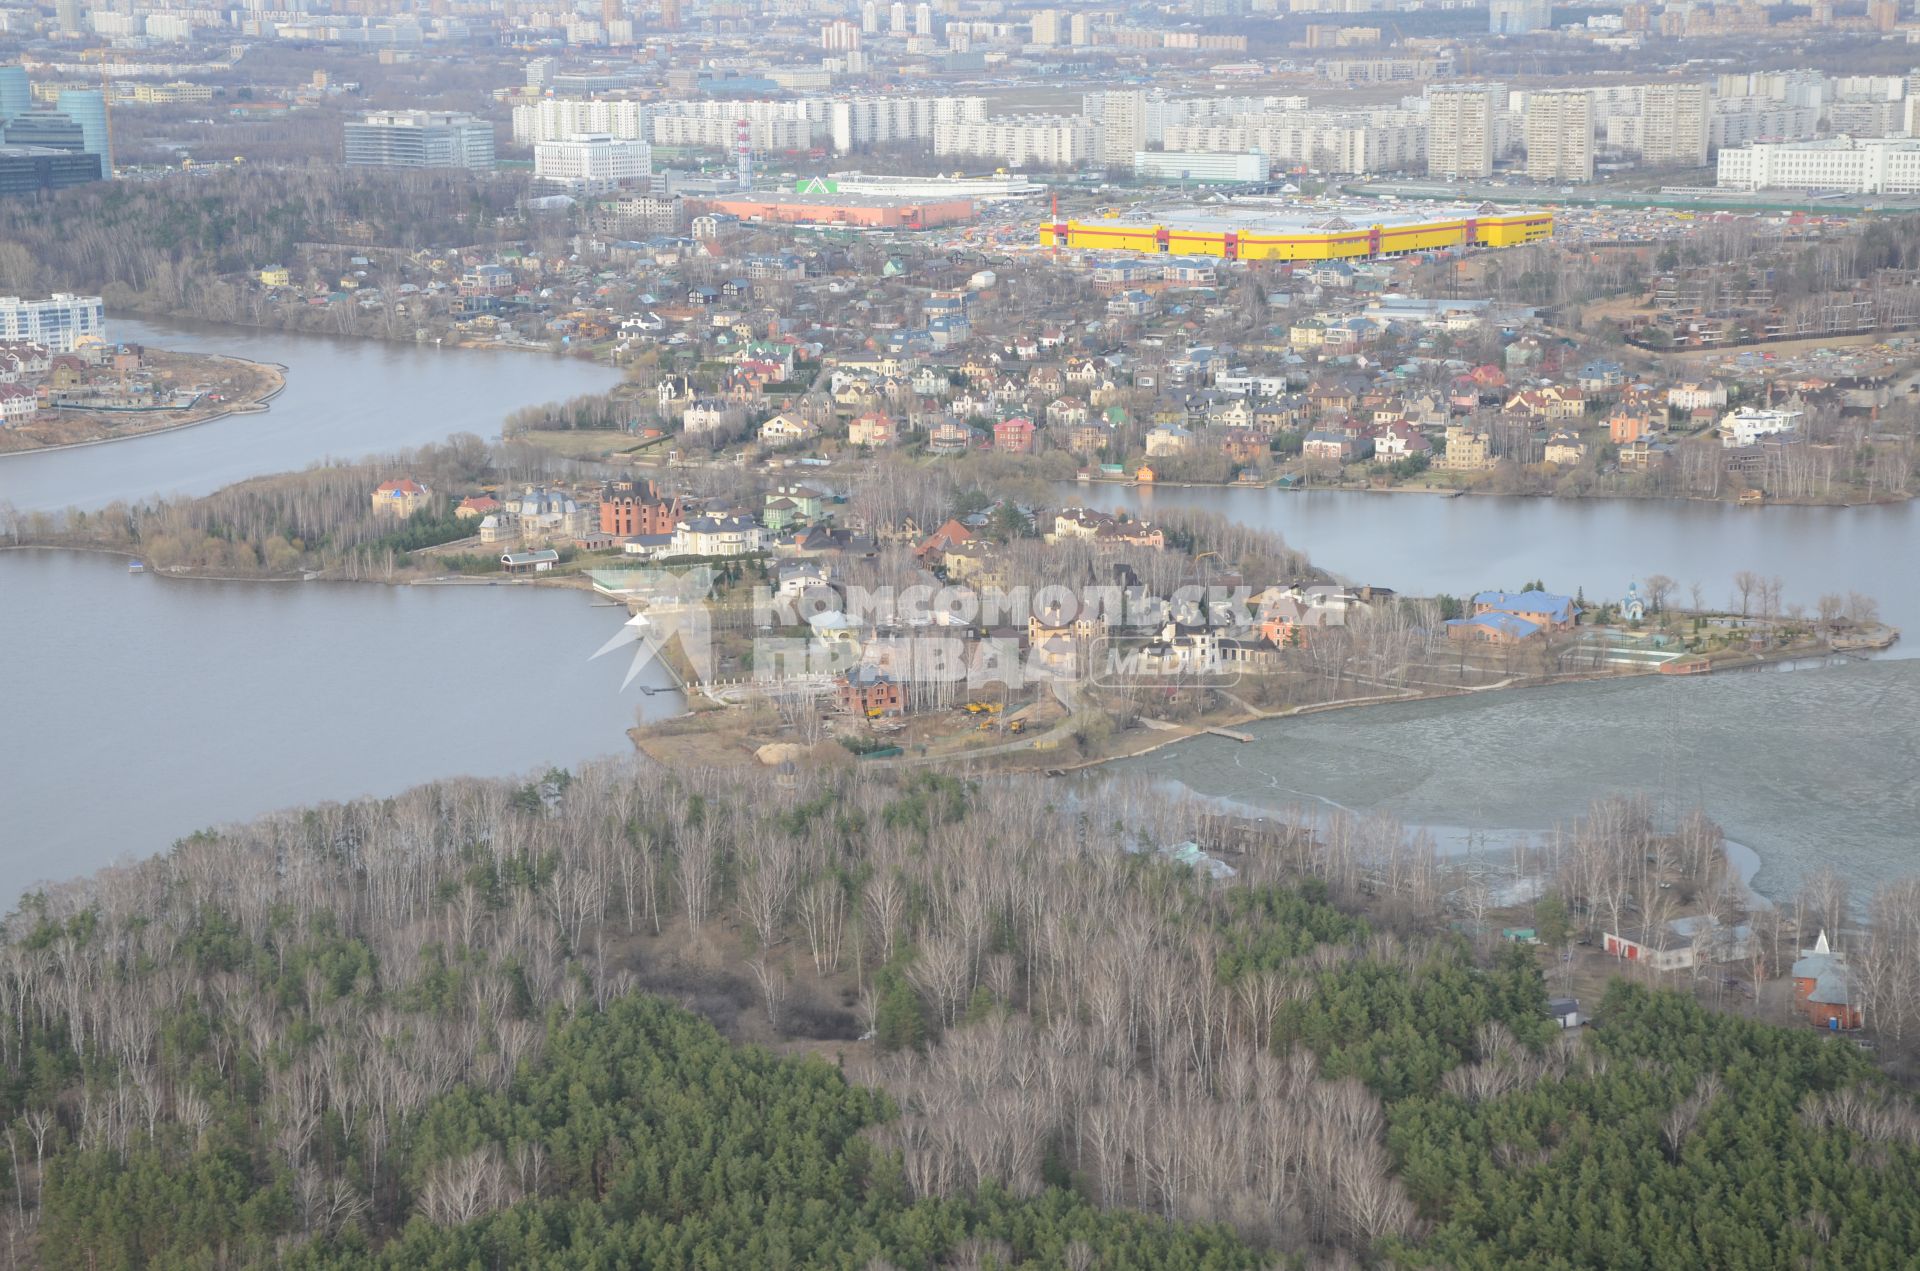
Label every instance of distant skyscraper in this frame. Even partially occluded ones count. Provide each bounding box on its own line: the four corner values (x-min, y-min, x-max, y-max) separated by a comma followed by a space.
1488, 0, 1551, 34
914, 2, 933, 35
1524, 89, 1592, 182
0, 67, 29, 123
1030, 8, 1061, 43
888, 1, 907, 34
861, 0, 880, 34
54, 0, 84, 34
55, 90, 108, 174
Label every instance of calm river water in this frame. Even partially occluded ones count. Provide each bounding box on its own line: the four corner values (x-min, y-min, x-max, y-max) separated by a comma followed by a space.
0, 319, 645, 902
1079, 484, 1920, 657
0, 549, 676, 902
0, 316, 621, 514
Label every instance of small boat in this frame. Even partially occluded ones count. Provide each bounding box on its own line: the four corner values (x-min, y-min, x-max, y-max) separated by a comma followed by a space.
127, 560, 145, 574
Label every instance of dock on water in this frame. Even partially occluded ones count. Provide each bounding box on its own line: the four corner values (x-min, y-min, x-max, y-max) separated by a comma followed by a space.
1206, 726, 1255, 742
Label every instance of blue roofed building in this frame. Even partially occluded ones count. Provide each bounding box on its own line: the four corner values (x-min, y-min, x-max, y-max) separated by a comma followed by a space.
1445, 611, 1544, 644
1472, 590, 1578, 631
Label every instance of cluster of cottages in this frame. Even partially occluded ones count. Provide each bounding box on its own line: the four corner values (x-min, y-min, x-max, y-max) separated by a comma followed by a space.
1604, 922, 1862, 1031
0, 340, 170, 424
246, 218, 1880, 503
371, 472, 865, 574
646, 312, 1843, 495
816, 506, 1398, 717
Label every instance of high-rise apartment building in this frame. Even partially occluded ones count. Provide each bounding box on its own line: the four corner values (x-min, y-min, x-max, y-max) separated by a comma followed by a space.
931, 115, 1095, 167
1524, 89, 1592, 182
0, 293, 105, 350
1640, 82, 1709, 167
1030, 8, 1061, 43
344, 111, 496, 171
1083, 90, 1146, 168
1426, 85, 1496, 178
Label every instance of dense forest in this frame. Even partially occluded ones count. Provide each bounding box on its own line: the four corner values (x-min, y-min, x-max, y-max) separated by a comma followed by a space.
2, 762, 1918, 1268
0, 167, 530, 324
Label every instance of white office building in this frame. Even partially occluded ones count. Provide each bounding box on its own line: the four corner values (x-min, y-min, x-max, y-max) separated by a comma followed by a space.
344, 111, 495, 171
0, 293, 105, 350
1716, 135, 1920, 193
533, 134, 652, 193
1133, 150, 1268, 183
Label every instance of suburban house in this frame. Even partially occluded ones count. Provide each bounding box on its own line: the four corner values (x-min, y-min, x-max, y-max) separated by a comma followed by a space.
1543, 431, 1588, 467
371, 478, 431, 518
455, 494, 502, 520
599, 478, 683, 537
1603, 916, 1755, 972
1437, 425, 1494, 471
848, 412, 896, 447
836, 666, 905, 717
1791, 932, 1862, 1030
993, 417, 1036, 454
671, 514, 764, 557
1608, 410, 1661, 445
1303, 430, 1370, 463
1370, 421, 1432, 461
759, 413, 820, 448
1505, 386, 1588, 421
1668, 380, 1728, 412
1719, 407, 1802, 449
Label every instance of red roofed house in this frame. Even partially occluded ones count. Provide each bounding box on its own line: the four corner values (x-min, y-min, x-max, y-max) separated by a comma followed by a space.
993, 417, 1036, 454
599, 478, 683, 537
915, 518, 978, 565
372, 478, 431, 518
456, 494, 502, 520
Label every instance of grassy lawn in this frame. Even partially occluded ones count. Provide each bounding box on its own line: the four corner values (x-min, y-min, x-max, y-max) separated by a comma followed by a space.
510, 428, 645, 459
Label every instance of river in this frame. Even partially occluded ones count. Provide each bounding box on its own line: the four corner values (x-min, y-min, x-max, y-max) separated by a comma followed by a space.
1077, 484, 1920, 657
1075, 484, 1920, 902
0, 319, 649, 903
0, 549, 677, 902
0, 316, 622, 514
1, 320, 1914, 905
